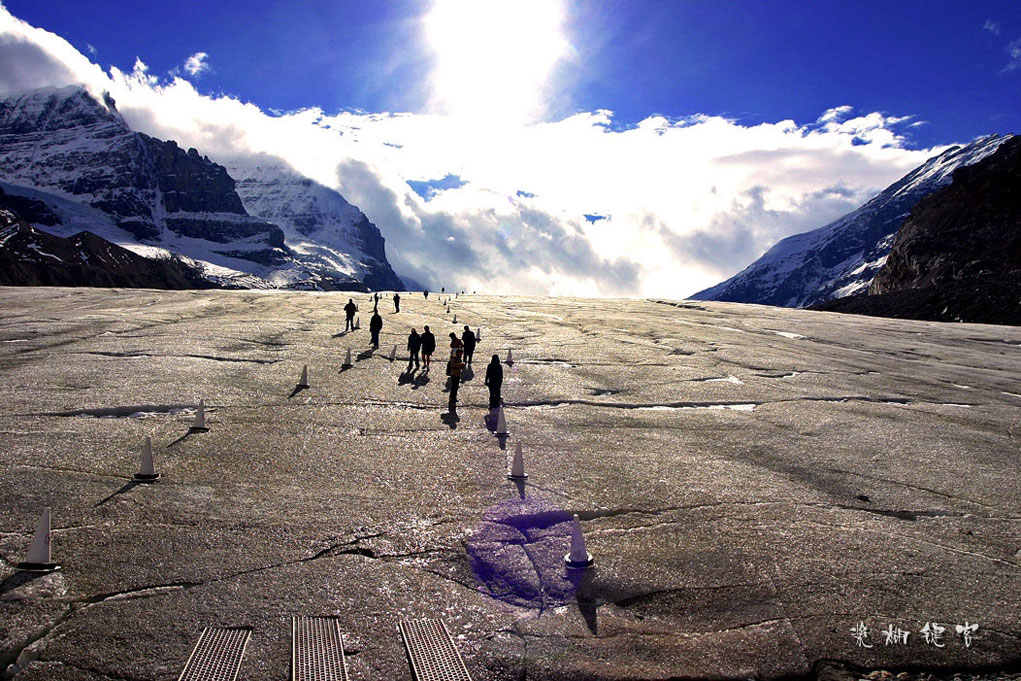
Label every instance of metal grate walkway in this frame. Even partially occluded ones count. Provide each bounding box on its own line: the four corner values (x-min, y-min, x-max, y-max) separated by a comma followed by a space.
292, 616, 349, 681
177, 627, 251, 681
399, 618, 473, 681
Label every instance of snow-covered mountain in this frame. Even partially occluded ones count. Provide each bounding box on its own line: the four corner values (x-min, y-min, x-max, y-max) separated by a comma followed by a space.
0, 85, 402, 291
691, 134, 1011, 307
226, 161, 401, 291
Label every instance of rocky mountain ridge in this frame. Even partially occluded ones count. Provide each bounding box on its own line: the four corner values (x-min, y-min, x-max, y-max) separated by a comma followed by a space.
0, 190, 215, 289
815, 136, 1021, 325
0, 85, 402, 291
691, 134, 1010, 307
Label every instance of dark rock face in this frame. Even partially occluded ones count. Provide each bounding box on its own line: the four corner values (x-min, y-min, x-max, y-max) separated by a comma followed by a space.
0, 87, 162, 240
0, 186, 60, 225
0, 213, 215, 290
0, 86, 286, 264
1, 86, 403, 291
141, 136, 246, 215
814, 137, 1021, 325
692, 135, 1010, 307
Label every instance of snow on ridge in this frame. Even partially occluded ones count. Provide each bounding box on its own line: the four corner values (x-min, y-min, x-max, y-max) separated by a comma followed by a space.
692, 133, 1012, 308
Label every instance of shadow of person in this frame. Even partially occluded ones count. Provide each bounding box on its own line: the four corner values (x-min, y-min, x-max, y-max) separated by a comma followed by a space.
288, 384, 308, 399
356, 349, 375, 361
398, 369, 416, 386
94, 480, 140, 507
412, 372, 430, 390
331, 330, 350, 338
440, 411, 460, 429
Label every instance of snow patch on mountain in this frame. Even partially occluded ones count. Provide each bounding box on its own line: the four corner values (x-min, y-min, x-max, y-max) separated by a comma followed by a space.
692, 134, 1011, 308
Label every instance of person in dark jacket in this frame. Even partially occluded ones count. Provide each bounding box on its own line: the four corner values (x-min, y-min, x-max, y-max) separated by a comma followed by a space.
421, 326, 436, 369
484, 354, 503, 409
407, 328, 421, 371
461, 325, 477, 365
448, 353, 464, 412
446, 332, 463, 381
369, 311, 383, 348
393, 292, 401, 313
343, 298, 358, 332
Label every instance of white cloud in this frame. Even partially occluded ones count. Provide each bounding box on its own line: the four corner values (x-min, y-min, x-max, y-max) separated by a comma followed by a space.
983, 20, 1001, 35
0, 4, 948, 298
1005, 37, 1021, 72
183, 51, 209, 77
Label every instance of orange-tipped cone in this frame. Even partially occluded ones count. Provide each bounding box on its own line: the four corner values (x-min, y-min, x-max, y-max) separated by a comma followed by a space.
133, 436, 160, 482
508, 442, 527, 480
564, 514, 594, 569
17, 507, 60, 572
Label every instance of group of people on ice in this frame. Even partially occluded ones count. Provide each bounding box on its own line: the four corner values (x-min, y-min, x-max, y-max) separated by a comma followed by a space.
340, 293, 503, 416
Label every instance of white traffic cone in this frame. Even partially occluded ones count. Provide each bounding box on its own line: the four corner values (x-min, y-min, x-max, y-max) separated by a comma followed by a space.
133, 436, 160, 482
190, 399, 209, 432
298, 364, 309, 388
508, 442, 527, 480
389, 345, 397, 362
17, 507, 60, 572
495, 405, 509, 437
564, 514, 594, 569
506, 349, 514, 365
342, 348, 353, 369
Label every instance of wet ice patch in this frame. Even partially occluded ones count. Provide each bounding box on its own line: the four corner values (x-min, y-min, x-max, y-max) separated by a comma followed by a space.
706, 375, 743, 384
56, 404, 197, 418
637, 403, 756, 412
768, 330, 805, 339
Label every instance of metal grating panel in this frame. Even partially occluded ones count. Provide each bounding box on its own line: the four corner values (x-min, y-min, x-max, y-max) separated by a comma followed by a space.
399, 618, 473, 681
177, 627, 251, 681
292, 616, 349, 681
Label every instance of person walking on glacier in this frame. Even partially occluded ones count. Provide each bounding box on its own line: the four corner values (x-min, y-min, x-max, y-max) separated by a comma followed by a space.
369, 310, 383, 349
393, 292, 401, 313
421, 325, 436, 370
406, 328, 421, 371
485, 354, 503, 410
461, 325, 477, 365
343, 298, 358, 332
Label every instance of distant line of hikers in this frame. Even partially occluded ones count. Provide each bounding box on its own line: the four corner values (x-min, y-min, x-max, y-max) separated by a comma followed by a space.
340, 294, 502, 415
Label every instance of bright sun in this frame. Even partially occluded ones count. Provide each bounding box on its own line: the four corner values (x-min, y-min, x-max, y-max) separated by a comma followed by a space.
422, 0, 571, 126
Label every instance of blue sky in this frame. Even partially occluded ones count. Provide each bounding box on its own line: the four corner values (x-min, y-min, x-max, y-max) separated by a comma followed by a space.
0, 1, 1018, 296
6, 0, 1019, 147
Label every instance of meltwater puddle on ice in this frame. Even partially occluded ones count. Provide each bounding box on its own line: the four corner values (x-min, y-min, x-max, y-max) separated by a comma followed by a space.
636, 403, 757, 412
53, 404, 198, 419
